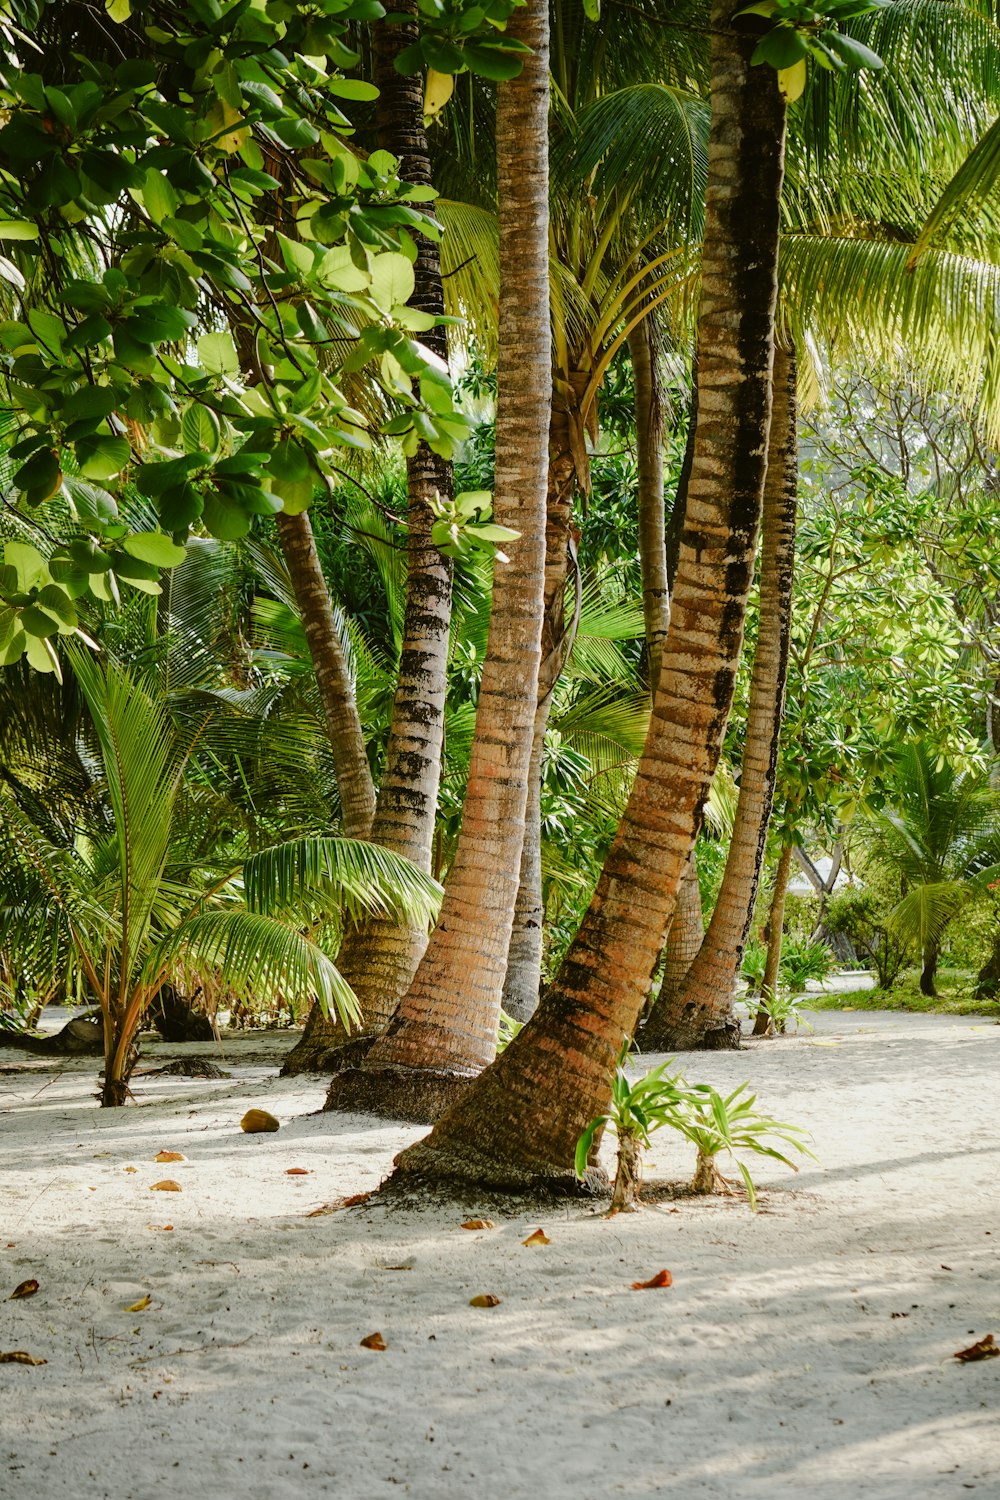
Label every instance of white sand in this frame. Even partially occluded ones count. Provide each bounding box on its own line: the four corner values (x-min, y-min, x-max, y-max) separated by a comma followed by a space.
2, 1008, 999, 1499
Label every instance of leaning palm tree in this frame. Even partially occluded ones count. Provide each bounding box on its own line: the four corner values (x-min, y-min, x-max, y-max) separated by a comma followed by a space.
867, 742, 1000, 995
0, 651, 441, 1103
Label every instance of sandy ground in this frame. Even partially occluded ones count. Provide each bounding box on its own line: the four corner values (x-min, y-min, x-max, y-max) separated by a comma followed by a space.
1, 1007, 998, 1500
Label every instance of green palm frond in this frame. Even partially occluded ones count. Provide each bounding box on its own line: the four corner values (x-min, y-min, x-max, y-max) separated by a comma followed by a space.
150, 910, 360, 1028
68, 648, 186, 988
243, 836, 442, 928
909, 112, 1000, 265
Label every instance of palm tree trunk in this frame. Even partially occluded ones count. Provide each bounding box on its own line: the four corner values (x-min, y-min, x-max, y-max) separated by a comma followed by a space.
645, 856, 704, 1027
274, 510, 375, 842
392, 2, 787, 1187
753, 838, 793, 1036
641, 339, 797, 1051
322, 0, 552, 1122
920, 942, 939, 997
500, 408, 582, 1023
629, 317, 669, 685
281, 1, 454, 1074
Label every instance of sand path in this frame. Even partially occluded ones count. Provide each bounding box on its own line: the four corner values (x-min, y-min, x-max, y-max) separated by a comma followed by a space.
1, 1008, 998, 1499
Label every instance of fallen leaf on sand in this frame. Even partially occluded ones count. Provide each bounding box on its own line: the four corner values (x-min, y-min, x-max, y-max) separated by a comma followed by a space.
631, 1269, 673, 1290
0, 1350, 46, 1365
127, 1295, 151, 1312
469, 1294, 501, 1308
461, 1219, 494, 1231
123, 1166, 138, 1174
10, 1280, 39, 1300
155, 1151, 185, 1163
240, 1109, 279, 1134
360, 1332, 387, 1351
522, 1229, 550, 1246
286, 1168, 311, 1176
810, 1040, 840, 1048
148, 1225, 174, 1232
150, 1180, 182, 1192
954, 1333, 999, 1362
306, 1191, 371, 1217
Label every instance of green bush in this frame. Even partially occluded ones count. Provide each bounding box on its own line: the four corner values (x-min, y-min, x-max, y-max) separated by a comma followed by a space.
826, 883, 910, 991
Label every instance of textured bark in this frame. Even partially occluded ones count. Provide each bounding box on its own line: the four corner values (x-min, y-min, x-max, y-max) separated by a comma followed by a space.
324, 0, 552, 1119
275, 509, 375, 842
920, 943, 939, 997
281, 2, 454, 1075
500, 401, 582, 1023
629, 318, 669, 685
640, 856, 703, 1044
392, 3, 786, 1188
753, 839, 793, 1036
643, 340, 797, 1052
609, 1131, 643, 1213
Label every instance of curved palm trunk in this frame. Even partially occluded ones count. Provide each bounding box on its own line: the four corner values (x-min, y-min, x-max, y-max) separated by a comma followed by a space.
322, 0, 552, 1121
392, 3, 787, 1187
920, 942, 939, 997
274, 510, 375, 842
501, 401, 583, 1023
641, 339, 797, 1052
281, 1, 454, 1075
753, 838, 793, 1036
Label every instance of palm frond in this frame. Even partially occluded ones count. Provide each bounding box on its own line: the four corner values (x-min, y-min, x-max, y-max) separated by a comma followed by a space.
243, 836, 442, 928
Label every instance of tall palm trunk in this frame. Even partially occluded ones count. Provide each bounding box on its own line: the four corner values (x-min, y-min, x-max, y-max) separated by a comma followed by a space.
641, 339, 797, 1051
629, 317, 669, 685
753, 838, 793, 1035
281, 1, 455, 1074
274, 510, 375, 842
653, 856, 704, 1015
392, 2, 787, 1187
501, 398, 584, 1022
322, 0, 552, 1121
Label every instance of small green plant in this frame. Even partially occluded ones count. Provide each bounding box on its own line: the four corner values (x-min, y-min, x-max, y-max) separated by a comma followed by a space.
666, 1081, 815, 1207
496, 1010, 524, 1052
741, 940, 768, 996
780, 934, 834, 990
574, 1049, 690, 1213
744, 985, 814, 1035
575, 1052, 815, 1212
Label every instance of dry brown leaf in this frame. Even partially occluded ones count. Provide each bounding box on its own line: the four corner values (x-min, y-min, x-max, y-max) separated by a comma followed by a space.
954, 1333, 999, 1362
360, 1331, 387, 1351
123, 1166, 138, 1174
305, 1190, 371, 1218
149, 1180, 182, 1192
286, 1168, 311, 1176
469, 1294, 501, 1308
631, 1269, 673, 1290
10, 1279, 39, 1300
0, 1350, 46, 1366
126, 1295, 151, 1312
148, 1225, 174, 1232
522, 1228, 550, 1246
155, 1151, 185, 1163
240, 1109, 280, 1134
461, 1219, 495, 1231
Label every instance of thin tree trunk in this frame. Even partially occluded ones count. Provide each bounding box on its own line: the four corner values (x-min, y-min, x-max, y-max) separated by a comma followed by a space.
501, 406, 583, 1023
920, 942, 939, 997
641, 339, 797, 1051
392, 3, 787, 1188
281, 1, 454, 1074
753, 839, 793, 1036
644, 856, 703, 1031
629, 318, 669, 685
274, 510, 376, 842
322, 0, 552, 1122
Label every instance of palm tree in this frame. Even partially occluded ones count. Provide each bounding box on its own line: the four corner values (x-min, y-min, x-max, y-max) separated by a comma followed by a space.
868, 742, 1000, 995
321, 0, 553, 1122
0, 651, 440, 1103
640, 338, 798, 1051
391, 0, 788, 1185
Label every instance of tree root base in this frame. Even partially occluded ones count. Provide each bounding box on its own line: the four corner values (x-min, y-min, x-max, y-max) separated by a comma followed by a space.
639, 1015, 742, 1053
322, 1064, 477, 1124
282, 1030, 376, 1077
389, 1131, 611, 1197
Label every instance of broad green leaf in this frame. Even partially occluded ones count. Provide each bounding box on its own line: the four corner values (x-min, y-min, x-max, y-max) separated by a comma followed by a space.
369, 252, 415, 311
197, 330, 240, 376
122, 532, 187, 569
